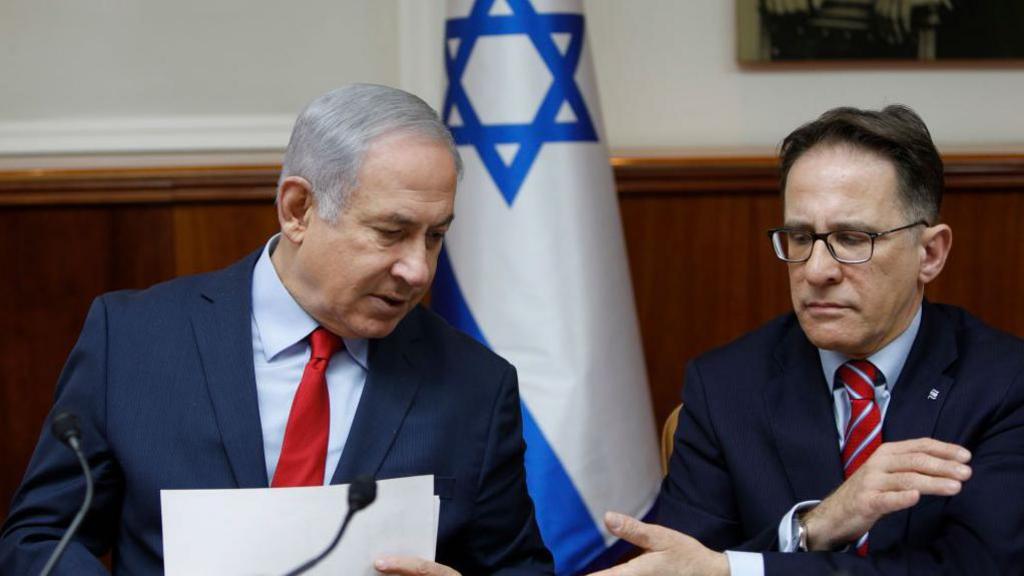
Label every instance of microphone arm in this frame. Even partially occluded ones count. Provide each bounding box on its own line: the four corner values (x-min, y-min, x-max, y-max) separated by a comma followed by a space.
282, 476, 377, 576
39, 411, 95, 576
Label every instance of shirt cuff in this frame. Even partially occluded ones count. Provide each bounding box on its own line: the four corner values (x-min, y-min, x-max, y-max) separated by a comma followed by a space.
778, 500, 821, 552
724, 550, 763, 576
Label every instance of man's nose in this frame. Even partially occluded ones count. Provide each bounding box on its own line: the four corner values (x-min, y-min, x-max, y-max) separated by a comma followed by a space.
803, 238, 842, 285
392, 241, 432, 288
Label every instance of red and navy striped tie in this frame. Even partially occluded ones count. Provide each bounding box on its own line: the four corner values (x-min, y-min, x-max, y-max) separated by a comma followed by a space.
837, 359, 883, 556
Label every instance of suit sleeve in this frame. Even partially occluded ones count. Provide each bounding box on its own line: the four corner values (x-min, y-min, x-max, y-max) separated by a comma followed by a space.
0, 297, 122, 575
762, 365, 1024, 576
460, 364, 555, 575
657, 360, 778, 552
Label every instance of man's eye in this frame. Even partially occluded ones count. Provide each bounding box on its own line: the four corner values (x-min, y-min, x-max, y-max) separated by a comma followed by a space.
789, 232, 813, 245
834, 232, 868, 247
376, 228, 402, 238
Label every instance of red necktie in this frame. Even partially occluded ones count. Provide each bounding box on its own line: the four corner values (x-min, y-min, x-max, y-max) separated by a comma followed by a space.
837, 359, 883, 556
272, 328, 343, 488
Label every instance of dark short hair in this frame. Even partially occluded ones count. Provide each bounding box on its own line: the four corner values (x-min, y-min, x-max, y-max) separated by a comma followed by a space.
779, 105, 943, 223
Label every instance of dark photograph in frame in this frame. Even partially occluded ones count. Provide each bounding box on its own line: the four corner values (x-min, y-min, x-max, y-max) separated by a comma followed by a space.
737, 0, 1024, 63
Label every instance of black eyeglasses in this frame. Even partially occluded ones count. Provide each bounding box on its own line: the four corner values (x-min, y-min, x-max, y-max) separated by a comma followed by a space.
768, 221, 928, 264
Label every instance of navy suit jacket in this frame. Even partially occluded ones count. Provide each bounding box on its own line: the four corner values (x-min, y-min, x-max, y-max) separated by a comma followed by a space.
658, 302, 1024, 575
0, 250, 553, 575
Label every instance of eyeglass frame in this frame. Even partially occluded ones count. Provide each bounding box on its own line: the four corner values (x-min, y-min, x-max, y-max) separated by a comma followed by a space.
767, 220, 929, 264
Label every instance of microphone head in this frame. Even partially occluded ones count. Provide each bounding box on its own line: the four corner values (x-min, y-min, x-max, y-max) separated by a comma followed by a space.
348, 476, 377, 512
50, 411, 81, 446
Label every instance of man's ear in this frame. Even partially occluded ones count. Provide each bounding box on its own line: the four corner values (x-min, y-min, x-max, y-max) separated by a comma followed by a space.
276, 176, 315, 244
919, 223, 952, 285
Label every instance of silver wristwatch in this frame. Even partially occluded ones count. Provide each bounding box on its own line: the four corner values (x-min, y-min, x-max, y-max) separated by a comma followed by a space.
795, 514, 810, 552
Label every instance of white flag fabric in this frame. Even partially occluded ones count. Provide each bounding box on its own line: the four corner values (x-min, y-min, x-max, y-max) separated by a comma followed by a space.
432, 0, 661, 573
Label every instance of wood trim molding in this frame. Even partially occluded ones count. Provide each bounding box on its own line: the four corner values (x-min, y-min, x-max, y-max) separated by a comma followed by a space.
612, 153, 1024, 195
0, 165, 281, 206
2, 153, 1023, 206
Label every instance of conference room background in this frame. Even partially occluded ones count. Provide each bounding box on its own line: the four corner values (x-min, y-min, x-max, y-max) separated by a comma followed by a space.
2, 0, 1022, 525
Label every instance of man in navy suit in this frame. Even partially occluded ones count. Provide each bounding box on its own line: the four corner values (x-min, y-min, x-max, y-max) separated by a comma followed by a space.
0, 84, 553, 575
594, 105, 1024, 575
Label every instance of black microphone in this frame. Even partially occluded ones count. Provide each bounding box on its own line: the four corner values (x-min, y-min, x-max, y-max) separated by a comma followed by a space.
39, 411, 95, 576
282, 476, 378, 576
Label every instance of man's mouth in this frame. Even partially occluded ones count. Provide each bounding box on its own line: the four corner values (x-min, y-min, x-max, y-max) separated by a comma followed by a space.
806, 301, 846, 309
804, 301, 852, 314
374, 294, 407, 308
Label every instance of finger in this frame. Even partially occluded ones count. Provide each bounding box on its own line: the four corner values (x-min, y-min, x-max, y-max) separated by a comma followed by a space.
375, 556, 459, 576
604, 512, 679, 552
586, 554, 663, 576
883, 450, 972, 481
871, 489, 921, 515
879, 471, 963, 497
885, 438, 971, 463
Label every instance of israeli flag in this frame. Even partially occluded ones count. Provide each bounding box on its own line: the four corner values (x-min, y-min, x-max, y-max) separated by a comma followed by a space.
432, 0, 661, 573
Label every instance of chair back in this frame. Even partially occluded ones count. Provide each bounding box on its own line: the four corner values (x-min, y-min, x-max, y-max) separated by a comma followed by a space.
660, 403, 683, 475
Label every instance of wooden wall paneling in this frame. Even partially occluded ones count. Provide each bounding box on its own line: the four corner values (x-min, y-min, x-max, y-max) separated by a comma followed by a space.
171, 202, 279, 276
0, 205, 176, 520
615, 155, 1024, 428
927, 188, 1024, 335
0, 168, 280, 521
2, 155, 1023, 526
620, 193, 789, 427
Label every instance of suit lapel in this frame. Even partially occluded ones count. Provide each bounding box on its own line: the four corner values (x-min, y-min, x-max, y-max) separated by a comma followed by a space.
764, 320, 846, 502
870, 302, 957, 550
190, 251, 269, 488
330, 311, 424, 484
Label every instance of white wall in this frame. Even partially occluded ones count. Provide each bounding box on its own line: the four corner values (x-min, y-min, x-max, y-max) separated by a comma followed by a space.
585, 0, 1024, 152
0, 0, 398, 154
1, 0, 1021, 158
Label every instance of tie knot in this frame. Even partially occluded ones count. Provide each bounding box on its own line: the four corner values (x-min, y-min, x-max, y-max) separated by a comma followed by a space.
837, 359, 882, 400
309, 327, 343, 361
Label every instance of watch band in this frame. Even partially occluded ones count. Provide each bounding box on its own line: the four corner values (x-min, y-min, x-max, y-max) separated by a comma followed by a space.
796, 514, 810, 552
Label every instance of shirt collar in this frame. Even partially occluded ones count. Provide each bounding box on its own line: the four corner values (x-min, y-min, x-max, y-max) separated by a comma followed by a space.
818, 304, 922, 392
251, 235, 369, 368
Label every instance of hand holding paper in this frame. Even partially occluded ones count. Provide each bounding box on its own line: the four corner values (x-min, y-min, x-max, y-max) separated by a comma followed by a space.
161, 475, 439, 576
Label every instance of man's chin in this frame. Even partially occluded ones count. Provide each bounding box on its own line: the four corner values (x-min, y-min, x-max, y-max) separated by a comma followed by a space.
348, 317, 403, 340
798, 316, 857, 353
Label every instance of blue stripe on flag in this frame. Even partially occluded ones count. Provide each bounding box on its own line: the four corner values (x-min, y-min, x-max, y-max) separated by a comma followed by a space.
432, 248, 606, 574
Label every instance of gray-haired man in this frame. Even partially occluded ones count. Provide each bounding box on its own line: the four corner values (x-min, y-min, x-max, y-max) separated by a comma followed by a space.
1, 84, 554, 576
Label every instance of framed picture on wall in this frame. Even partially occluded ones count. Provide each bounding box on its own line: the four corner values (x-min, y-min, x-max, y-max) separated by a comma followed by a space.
737, 0, 1024, 63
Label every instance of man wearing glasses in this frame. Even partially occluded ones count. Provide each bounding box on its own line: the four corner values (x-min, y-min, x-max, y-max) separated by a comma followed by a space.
593, 105, 1024, 575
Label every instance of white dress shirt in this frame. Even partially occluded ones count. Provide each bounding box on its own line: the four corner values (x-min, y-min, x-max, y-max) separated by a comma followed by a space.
725, 306, 923, 576
250, 236, 369, 485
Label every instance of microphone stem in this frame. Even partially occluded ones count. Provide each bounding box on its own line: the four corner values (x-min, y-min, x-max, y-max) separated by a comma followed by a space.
39, 437, 94, 576
283, 508, 357, 576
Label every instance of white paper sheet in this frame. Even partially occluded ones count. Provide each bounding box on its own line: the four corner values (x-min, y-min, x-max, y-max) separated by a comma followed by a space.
161, 475, 439, 576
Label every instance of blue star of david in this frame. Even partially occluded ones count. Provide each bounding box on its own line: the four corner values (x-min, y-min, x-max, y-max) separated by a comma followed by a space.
443, 0, 598, 206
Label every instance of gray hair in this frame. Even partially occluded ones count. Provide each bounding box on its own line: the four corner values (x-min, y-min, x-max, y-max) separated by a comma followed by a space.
278, 83, 463, 222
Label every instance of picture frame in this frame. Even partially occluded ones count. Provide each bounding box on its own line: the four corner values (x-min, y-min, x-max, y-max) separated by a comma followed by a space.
737, 0, 1024, 63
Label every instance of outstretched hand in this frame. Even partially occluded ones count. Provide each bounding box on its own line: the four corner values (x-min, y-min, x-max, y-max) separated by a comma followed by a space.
588, 512, 728, 576
374, 556, 460, 576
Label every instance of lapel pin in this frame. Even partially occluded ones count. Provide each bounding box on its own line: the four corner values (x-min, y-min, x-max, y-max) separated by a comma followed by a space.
927, 389, 940, 400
